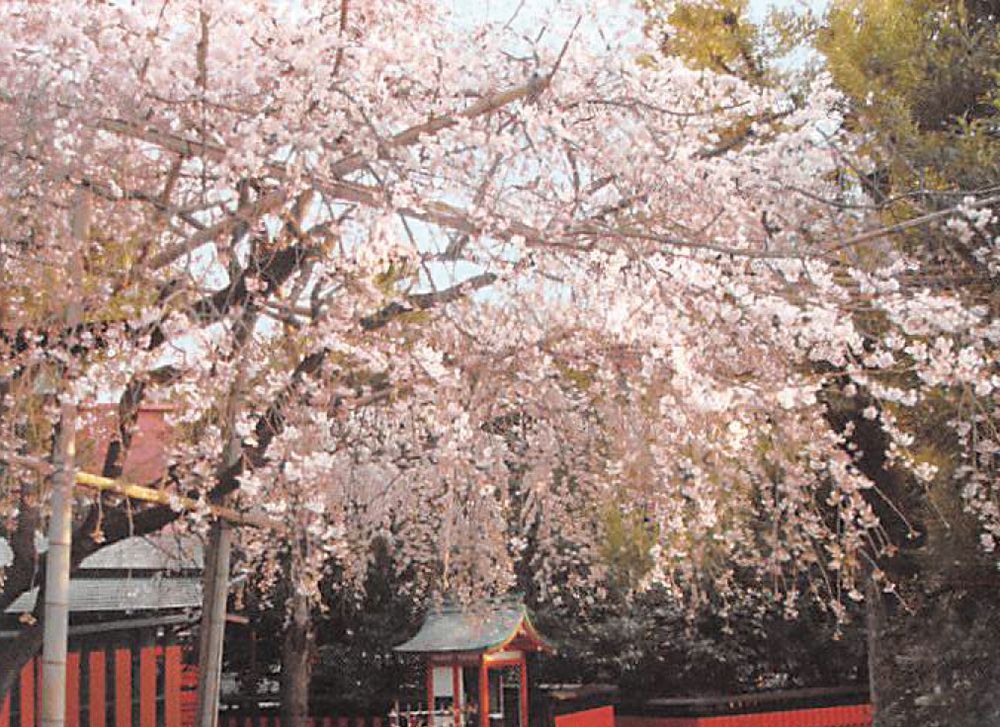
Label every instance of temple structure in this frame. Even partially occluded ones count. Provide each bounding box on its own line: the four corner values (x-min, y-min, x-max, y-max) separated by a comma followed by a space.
395, 600, 553, 727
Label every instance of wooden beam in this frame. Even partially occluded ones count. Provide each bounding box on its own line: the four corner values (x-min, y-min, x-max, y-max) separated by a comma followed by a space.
73, 471, 285, 532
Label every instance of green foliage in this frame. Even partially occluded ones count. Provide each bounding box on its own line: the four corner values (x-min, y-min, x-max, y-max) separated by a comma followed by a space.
226, 538, 425, 712
641, 0, 766, 82
818, 0, 1000, 201
601, 505, 658, 592
640, 0, 826, 88
310, 540, 427, 711
531, 582, 865, 695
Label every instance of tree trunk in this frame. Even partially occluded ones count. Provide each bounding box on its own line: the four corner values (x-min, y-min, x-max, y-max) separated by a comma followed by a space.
281, 583, 313, 727
826, 399, 1000, 726
195, 520, 233, 727
0, 624, 43, 708
868, 563, 1000, 727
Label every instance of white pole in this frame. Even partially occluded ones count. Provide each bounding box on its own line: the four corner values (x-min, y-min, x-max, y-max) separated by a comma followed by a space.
40, 401, 76, 727
41, 184, 89, 727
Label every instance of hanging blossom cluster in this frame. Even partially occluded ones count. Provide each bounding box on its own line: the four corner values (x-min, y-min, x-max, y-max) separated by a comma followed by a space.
0, 0, 996, 620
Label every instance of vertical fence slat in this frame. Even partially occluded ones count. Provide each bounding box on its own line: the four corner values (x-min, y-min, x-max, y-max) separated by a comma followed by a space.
139, 647, 155, 727
20, 657, 35, 727
88, 652, 106, 727
1, 687, 9, 727
114, 649, 131, 727
35, 655, 42, 724
66, 652, 80, 727
164, 647, 181, 727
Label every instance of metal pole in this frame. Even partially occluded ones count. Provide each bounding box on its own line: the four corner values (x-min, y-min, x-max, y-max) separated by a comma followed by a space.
40, 401, 76, 727
195, 519, 232, 727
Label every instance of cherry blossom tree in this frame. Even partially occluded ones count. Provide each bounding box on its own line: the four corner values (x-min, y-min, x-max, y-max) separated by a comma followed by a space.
0, 1, 997, 724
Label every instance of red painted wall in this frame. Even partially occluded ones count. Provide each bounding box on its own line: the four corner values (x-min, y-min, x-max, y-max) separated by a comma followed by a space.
556, 706, 617, 727
77, 405, 172, 484
615, 705, 873, 727
0, 644, 187, 727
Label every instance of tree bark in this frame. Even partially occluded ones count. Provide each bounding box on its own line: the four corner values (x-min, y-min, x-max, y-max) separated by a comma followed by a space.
281, 565, 313, 727
0, 624, 42, 709
864, 575, 881, 722
826, 399, 1000, 727
195, 520, 233, 727
868, 563, 1000, 727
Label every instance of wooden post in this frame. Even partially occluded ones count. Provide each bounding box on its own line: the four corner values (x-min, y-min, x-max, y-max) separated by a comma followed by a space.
139, 645, 155, 727
478, 661, 487, 727
518, 658, 527, 727
20, 661, 35, 727
65, 653, 79, 727
195, 520, 232, 727
114, 649, 130, 727
426, 664, 433, 727
165, 646, 182, 727
87, 652, 105, 727
40, 402, 76, 727
196, 380, 243, 727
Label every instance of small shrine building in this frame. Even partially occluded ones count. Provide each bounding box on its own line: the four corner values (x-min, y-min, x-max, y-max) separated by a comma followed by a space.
395, 601, 553, 727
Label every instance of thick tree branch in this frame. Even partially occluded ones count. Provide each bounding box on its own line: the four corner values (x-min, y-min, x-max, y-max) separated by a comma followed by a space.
360, 272, 497, 330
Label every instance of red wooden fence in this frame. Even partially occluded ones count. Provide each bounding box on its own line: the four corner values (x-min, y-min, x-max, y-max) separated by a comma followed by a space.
583, 706, 874, 727
216, 717, 387, 727
0, 644, 192, 727
555, 706, 616, 727
4, 651, 871, 727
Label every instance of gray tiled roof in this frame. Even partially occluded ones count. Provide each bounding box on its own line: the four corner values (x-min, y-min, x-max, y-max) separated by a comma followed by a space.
1, 533, 203, 615
80, 534, 203, 570
0, 533, 202, 570
5, 575, 202, 613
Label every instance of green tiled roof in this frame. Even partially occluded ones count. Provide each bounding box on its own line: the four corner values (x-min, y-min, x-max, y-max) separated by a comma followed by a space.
395, 600, 551, 654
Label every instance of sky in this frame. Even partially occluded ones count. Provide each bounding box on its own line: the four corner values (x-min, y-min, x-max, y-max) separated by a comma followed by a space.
441, 0, 831, 72
446, 0, 830, 26
749, 0, 828, 22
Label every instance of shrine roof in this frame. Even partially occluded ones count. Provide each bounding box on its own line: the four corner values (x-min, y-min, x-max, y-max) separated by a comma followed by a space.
394, 600, 553, 655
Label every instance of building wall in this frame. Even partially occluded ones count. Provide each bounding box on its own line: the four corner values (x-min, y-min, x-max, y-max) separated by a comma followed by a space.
551, 704, 874, 727
0, 643, 192, 727
77, 405, 173, 484
615, 707, 873, 727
